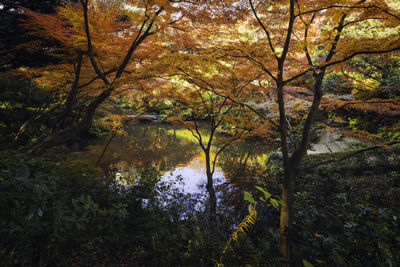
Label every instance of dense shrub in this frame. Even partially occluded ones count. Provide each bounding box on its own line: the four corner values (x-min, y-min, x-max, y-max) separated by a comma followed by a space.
0, 151, 129, 266
292, 146, 400, 266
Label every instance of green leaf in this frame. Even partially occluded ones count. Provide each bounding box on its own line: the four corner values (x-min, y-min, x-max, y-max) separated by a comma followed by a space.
255, 186, 271, 201
244, 191, 255, 204
254, 186, 266, 194
303, 259, 314, 267
270, 199, 279, 209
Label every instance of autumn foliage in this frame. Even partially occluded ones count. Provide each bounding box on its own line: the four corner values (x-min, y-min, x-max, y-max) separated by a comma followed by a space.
1, 0, 400, 265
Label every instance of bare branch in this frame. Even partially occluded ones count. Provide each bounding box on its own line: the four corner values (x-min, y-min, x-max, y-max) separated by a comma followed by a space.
301, 141, 400, 171
321, 46, 400, 69
249, 0, 277, 57
211, 137, 239, 174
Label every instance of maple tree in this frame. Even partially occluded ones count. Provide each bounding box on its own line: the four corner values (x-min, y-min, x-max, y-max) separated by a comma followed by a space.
247, 1, 399, 264
20, 0, 182, 153
190, 0, 400, 263
142, 52, 270, 219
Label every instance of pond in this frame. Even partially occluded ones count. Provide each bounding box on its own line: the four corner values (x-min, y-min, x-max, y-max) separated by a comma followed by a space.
76, 122, 275, 209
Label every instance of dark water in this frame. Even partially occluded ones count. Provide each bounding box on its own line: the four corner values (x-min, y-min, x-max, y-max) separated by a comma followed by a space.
76, 122, 274, 200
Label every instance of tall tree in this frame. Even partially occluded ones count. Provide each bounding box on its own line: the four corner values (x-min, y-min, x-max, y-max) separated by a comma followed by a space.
196, 0, 400, 264
249, 1, 400, 264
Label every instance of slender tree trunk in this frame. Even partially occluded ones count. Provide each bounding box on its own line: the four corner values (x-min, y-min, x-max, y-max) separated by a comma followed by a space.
276, 78, 294, 265
96, 132, 116, 166
204, 146, 218, 265
205, 149, 217, 220
96, 118, 132, 166
279, 166, 295, 265
279, 72, 325, 265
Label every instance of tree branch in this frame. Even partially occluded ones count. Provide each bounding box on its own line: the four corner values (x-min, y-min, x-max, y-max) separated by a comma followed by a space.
81, 0, 110, 85
114, 7, 164, 80
300, 141, 400, 171
249, 0, 277, 57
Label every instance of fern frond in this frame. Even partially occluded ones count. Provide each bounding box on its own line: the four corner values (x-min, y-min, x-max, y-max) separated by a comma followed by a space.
219, 208, 258, 264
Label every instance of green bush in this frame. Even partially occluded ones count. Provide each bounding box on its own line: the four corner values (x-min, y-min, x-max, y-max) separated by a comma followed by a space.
0, 151, 128, 266
0, 77, 53, 147
294, 191, 400, 266
293, 148, 400, 266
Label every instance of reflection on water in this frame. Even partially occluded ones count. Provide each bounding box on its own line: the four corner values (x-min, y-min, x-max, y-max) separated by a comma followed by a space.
162, 155, 226, 194
80, 122, 273, 199
95, 123, 200, 171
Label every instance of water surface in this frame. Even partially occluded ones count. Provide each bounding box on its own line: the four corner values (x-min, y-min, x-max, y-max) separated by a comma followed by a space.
79, 122, 273, 199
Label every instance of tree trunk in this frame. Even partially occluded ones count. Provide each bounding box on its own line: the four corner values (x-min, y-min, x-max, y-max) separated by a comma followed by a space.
28, 88, 113, 154
52, 52, 83, 131
279, 165, 295, 266
279, 72, 325, 265
275, 76, 294, 265
205, 149, 217, 220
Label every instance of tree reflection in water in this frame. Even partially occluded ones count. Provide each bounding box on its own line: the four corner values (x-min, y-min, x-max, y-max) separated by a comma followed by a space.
77, 123, 274, 214
95, 123, 199, 172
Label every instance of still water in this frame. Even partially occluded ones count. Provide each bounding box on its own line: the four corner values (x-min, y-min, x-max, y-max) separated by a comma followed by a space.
78, 122, 273, 198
